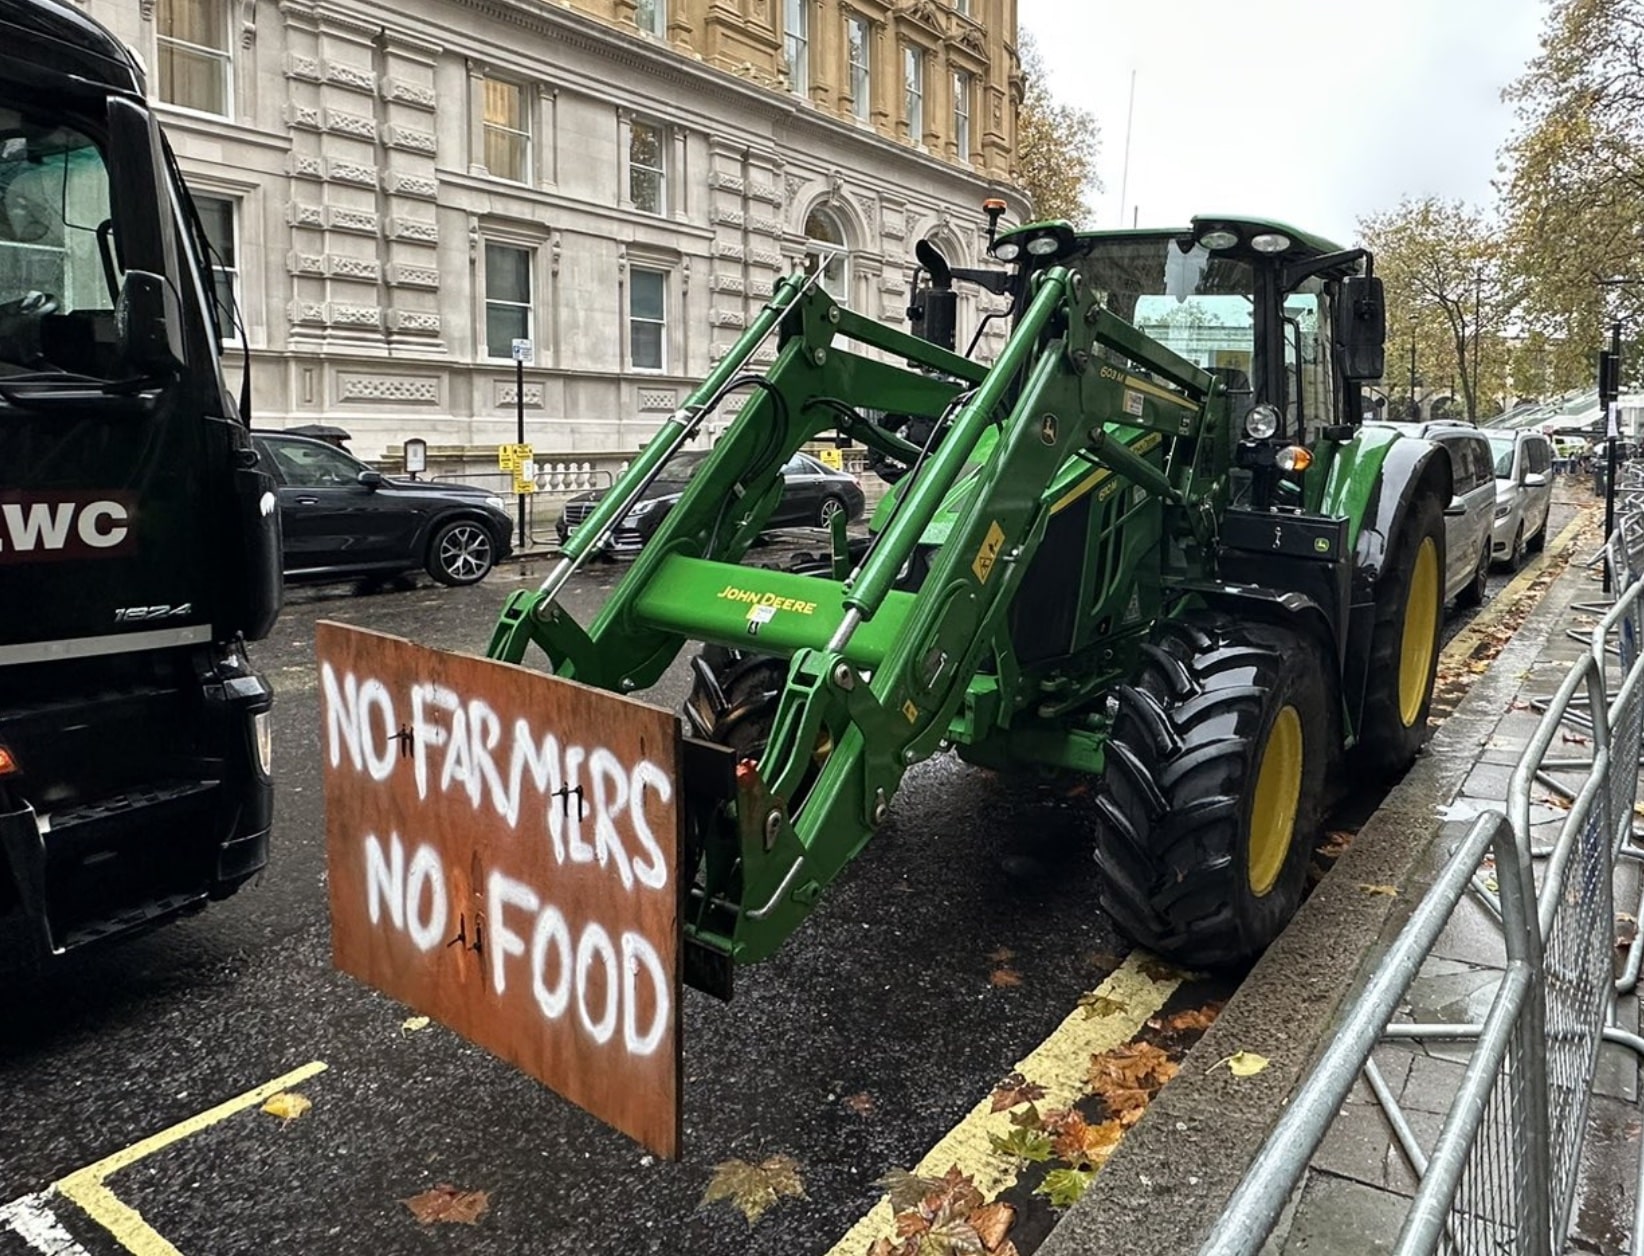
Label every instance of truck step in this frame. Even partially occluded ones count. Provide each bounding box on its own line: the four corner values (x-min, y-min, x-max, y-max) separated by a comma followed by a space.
58, 890, 207, 950
46, 780, 217, 839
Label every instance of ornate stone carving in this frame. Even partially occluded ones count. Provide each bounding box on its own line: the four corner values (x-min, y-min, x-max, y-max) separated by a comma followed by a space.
288, 153, 324, 180
748, 181, 782, 206
285, 103, 321, 130
327, 303, 381, 327
289, 202, 324, 227
958, 26, 987, 57
783, 174, 806, 202
639, 389, 678, 411
287, 299, 326, 325
323, 61, 377, 93
387, 310, 441, 334
749, 279, 774, 299
285, 53, 321, 82
384, 125, 437, 154
710, 309, 746, 329
338, 373, 440, 403
386, 263, 441, 289
496, 382, 544, 408
285, 252, 324, 275
325, 109, 377, 139
139, 0, 155, 18
711, 274, 745, 294
708, 171, 746, 194
385, 217, 437, 245
383, 171, 438, 200
382, 78, 438, 110
240, 0, 257, 48
712, 208, 746, 228
714, 242, 745, 261
748, 247, 784, 268
326, 159, 378, 187
748, 214, 782, 237
325, 254, 381, 281
326, 206, 378, 234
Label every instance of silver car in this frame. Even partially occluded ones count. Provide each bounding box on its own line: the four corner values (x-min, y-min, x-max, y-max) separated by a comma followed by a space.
1488, 431, 1553, 570
1369, 421, 1496, 608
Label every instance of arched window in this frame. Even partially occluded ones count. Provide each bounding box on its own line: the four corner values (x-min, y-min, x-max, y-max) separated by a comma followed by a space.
803, 207, 850, 301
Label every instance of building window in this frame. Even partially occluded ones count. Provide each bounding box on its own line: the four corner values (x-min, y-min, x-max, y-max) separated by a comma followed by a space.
954, 0, 972, 15
482, 78, 530, 183
784, 0, 810, 96
847, 17, 871, 122
953, 71, 971, 161
904, 46, 924, 144
635, 0, 665, 36
629, 268, 667, 371
156, 0, 231, 116
803, 208, 850, 301
194, 194, 240, 344
629, 120, 666, 215
484, 243, 532, 359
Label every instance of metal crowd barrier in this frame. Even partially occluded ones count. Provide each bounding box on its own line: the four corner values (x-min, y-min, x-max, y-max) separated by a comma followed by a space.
1203, 534, 1644, 1255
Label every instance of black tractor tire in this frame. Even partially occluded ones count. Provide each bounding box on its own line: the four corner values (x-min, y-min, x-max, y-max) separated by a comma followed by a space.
682, 644, 789, 759
1457, 539, 1490, 609
1356, 490, 1445, 778
1093, 615, 1333, 969
426, 518, 497, 586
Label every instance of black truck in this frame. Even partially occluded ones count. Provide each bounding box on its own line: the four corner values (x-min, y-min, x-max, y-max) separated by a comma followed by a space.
0, 0, 280, 969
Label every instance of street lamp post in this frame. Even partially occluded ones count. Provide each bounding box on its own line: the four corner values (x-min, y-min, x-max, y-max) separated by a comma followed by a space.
1408, 332, 1418, 418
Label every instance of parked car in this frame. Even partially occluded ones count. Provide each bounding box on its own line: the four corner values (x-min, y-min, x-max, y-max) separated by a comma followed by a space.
1487, 430, 1554, 570
1368, 421, 1496, 608
556, 449, 867, 556
253, 431, 514, 585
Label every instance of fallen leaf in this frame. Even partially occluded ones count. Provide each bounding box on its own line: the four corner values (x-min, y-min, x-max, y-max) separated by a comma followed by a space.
1034, 1166, 1096, 1208
400, 1015, 431, 1034
1358, 883, 1399, 897
927, 1217, 987, 1252
875, 1167, 945, 1212
1007, 1103, 1043, 1130
989, 967, 1022, 988
1078, 992, 1129, 1019
1083, 950, 1125, 971
987, 1125, 1054, 1164
989, 1071, 1046, 1112
1561, 732, 1590, 745
1136, 956, 1184, 983
1152, 1003, 1223, 1035
844, 1091, 875, 1116
261, 1092, 311, 1121
1222, 1051, 1270, 1078
700, 1155, 806, 1225
969, 1201, 1015, 1249
402, 1184, 490, 1226
1318, 831, 1354, 858
1089, 1041, 1178, 1095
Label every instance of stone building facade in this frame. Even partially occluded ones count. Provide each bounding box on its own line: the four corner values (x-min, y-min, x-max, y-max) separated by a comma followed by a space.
86, 0, 1024, 462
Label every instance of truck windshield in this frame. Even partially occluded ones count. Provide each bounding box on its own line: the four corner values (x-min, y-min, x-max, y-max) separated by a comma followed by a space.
0, 104, 121, 378
1082, 238, 1255, 389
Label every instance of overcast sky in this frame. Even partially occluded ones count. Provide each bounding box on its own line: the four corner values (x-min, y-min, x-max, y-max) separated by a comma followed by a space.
1017, 0, 1548, 244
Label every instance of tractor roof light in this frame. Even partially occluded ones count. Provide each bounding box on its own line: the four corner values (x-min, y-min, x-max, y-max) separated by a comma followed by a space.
992, 239, 1022, 262
1251, 232, 1292, 254
1198, 228, 1240, 251
1025, 234, 1061, 257
1276, 445, 1313, 473
1245, 404, 1281, 440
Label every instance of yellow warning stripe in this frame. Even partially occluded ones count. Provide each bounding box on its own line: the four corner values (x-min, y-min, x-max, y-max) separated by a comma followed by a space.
1050, 467, 1112, 515
52, 1060, 329, 1256
823, 953, 1180, 1255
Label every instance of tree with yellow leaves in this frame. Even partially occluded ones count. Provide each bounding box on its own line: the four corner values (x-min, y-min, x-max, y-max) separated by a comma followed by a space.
1014, 31, 1101, 226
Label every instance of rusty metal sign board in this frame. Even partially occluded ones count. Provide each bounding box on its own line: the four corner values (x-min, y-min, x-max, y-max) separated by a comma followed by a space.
317, 621, 682, 1157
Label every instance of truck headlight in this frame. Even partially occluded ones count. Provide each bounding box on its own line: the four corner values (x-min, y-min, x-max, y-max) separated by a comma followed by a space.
1246, 405, 1281, 440
253, 709, 273, 777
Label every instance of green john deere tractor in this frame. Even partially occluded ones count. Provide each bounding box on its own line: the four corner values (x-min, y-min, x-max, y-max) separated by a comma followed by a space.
489, 211, 1450, 994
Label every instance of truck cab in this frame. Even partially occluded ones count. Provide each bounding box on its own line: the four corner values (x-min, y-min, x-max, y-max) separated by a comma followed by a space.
0, 0, 281, 967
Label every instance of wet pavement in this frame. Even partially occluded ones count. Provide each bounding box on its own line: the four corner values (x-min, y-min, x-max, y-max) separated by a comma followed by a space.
0, 487, 1596, 1256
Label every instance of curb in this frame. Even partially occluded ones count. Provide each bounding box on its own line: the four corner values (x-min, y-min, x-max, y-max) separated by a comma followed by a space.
1037, 506, 1596, 1256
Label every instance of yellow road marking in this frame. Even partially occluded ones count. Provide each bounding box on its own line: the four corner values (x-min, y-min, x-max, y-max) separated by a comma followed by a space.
824, 954, 1179, 1256
52, 1060, 328, 1256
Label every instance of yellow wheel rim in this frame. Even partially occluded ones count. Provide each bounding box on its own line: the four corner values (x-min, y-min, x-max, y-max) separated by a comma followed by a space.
1248, 705, 1303, 897
1398, 537, 1440, 728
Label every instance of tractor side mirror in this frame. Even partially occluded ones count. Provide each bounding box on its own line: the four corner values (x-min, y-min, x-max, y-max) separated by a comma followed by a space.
1338, 275, 1386, 382
909, 239, 958, 352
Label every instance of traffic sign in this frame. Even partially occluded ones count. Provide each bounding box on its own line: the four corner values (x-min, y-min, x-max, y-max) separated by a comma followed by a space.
511, 339, 534, 364
497, 443, 533, 472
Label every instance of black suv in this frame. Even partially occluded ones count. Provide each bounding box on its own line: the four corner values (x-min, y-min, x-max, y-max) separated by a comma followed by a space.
253, 431, 514, 585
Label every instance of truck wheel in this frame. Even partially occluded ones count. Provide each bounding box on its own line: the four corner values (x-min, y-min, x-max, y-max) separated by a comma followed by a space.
427, 519, 496, 586
1357, 491, 1444, 777
1093, 616, 1331, 969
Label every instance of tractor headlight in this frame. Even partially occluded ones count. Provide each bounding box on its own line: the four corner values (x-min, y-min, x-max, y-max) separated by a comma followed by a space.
1276, 445, 1313, 473
1198, 228, 1240, 250
992, 240, 1021, 262
1251, 232, 1291, 254
1245, 405, 1281, 440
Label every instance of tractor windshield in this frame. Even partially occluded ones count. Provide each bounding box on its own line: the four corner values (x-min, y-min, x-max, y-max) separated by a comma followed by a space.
1081, 238, 1255, 392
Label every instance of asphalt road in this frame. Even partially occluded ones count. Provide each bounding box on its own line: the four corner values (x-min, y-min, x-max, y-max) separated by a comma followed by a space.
0, 487, 1590, 1256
